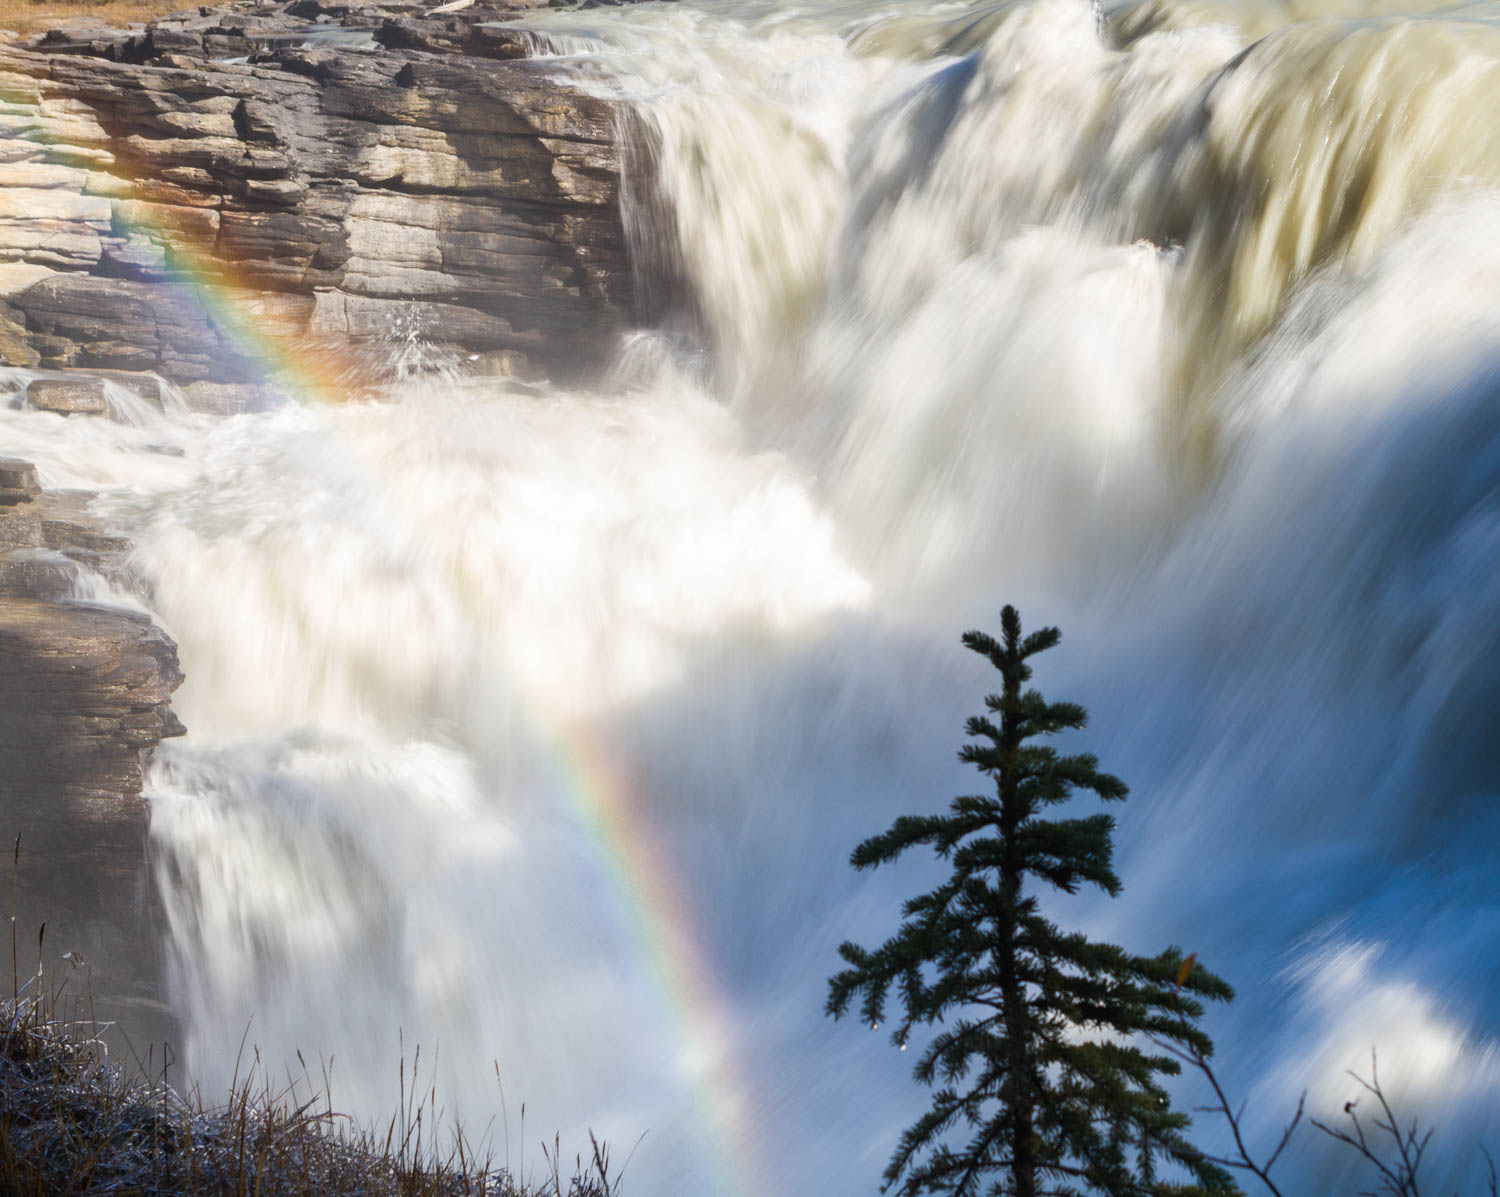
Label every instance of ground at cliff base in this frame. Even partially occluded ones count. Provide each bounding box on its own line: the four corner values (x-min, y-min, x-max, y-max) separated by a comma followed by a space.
0, 0, 185, 36
0, 978, 627, 1196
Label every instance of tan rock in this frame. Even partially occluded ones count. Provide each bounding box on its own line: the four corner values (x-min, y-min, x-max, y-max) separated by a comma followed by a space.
0, 189, 111, 222
112, 199, 221, 241
345, 214, 443, 270
28, 377, 108, 416
233, 291, 316, 340
0, 264, 56, 297
471, 348, 545, 382
59, 368, 165, 407
81, 172, 134, 198
0, 163, 89, 190
36, 490, 131, 553
155, 110, 239, 137
0, 549, 78, 600
0, 504, 42, 549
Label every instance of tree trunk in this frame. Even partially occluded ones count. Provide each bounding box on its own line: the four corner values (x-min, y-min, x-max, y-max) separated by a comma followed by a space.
998, 636, 1037, 1197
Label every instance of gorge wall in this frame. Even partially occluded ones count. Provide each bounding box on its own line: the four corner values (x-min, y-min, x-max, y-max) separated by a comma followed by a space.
0, 0, 634, 395
1, 455, 184, 1056
0, 0, 636, 1056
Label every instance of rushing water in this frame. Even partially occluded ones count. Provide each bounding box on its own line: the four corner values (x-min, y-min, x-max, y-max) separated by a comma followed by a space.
8, 0, 1500, 1190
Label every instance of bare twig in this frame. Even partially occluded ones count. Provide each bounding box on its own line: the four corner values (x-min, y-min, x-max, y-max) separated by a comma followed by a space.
1310, 1050, 1433, 1197
1148, 1027, 1302, 1196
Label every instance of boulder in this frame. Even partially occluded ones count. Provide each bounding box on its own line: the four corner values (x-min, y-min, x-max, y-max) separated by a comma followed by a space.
60, 367, 166, 406
27, 376, 109, 415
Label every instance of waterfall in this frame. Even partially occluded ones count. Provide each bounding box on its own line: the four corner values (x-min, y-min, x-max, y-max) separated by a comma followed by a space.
8, 0, 1500, 1189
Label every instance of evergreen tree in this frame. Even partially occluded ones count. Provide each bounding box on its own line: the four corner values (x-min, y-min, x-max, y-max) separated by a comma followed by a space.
827, 606, 1237, 1197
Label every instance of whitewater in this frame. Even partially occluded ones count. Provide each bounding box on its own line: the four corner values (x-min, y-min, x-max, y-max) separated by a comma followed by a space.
6, 0, 1500, 1189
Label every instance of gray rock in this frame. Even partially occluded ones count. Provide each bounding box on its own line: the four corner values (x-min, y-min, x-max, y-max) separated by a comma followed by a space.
0, 591, 184, 1067
15, 274, 258, 382
0, 595, 184, 799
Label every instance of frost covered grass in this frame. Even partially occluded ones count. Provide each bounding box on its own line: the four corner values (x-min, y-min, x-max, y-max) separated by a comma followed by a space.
0, 970, 626, 1197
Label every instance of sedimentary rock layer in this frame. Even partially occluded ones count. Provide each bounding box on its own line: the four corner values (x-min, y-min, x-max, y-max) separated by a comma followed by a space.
0, 455, 184, 800
0, 457, 184, 1052
0, 0, 633, 385
0, 595, 184, 794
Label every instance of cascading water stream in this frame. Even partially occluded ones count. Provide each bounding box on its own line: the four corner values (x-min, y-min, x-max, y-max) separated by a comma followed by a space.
8, 0, 1500, 1190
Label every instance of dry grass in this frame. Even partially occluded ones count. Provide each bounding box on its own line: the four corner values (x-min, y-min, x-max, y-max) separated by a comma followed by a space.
0, 968, 628, 1197
0, 0, 187, 36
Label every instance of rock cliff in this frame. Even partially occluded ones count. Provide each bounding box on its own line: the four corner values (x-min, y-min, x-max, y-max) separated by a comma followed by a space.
0, 455, 184, 1056
0, 0, 640, 1047
0, 0, 634, 389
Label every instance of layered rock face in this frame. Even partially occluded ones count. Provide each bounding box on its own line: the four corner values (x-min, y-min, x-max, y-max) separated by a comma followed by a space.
0, 586, 183, 1049
0, 457, 183, 800
0, 0, 640, 1062
0, 0, 634, 389
0, 456, 184, 1055
0, 593, 184, 800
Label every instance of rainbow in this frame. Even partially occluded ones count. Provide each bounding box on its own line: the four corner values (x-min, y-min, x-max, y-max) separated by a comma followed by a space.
135, 213, 770, 1197
545, 719, 766, 1197
0, 72, 364, 407
97, 202, 371, 406
2, 73, 767, 1194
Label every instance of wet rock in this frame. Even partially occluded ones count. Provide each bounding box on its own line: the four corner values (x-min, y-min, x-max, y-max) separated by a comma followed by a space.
0, 470, 180, 792
0, 458, 42, 503
36, 490, 132, 554
180, 378, 281, 413
27, 376, 109, 415
0, 548, 78, 600
61, 367, 166, 407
